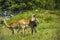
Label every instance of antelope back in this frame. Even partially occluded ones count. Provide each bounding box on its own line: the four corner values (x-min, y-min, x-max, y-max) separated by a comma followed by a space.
18, 19, 29, 25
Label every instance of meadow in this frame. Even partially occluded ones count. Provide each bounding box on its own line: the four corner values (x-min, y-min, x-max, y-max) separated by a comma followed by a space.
0, 10, 60, 40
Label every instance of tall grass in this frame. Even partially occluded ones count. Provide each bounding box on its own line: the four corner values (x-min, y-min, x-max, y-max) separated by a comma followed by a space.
0, 10, 60, 40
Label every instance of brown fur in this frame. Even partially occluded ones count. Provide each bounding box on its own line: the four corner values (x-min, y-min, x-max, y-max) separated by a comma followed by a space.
18, 19, 30, 35
2, 19, 20, 34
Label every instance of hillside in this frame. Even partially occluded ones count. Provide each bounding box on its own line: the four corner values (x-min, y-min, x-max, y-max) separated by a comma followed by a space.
0, 10, 60, 40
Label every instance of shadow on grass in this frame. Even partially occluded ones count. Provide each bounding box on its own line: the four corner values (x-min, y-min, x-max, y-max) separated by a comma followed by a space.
56, 29, 60, 40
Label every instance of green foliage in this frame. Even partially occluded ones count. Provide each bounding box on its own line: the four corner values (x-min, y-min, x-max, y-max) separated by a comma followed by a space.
9, 4, 19, 10
0, 0, 60, 10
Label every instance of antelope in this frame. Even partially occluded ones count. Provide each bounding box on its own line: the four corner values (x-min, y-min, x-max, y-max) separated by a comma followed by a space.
1, 14, 39, 35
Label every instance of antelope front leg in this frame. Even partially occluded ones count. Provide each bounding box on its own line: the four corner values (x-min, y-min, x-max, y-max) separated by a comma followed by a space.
33, 27, 37, 33
31, 27, 34, 35
22, 26, 25, 35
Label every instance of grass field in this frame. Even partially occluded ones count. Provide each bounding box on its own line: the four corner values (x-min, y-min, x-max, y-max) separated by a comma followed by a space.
0, 10, 60, 40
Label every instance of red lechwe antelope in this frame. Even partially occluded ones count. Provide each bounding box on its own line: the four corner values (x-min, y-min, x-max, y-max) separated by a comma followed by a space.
0, 14, 39, 35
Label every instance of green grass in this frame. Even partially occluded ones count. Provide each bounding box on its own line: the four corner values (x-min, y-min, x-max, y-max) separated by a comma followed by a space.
0, 28, 60, 40
0, 10, 60, 40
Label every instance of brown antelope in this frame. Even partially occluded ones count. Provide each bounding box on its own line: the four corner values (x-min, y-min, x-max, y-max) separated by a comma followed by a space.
1, 14, 39, 35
